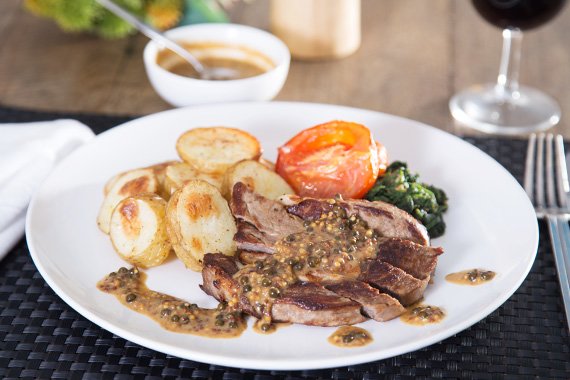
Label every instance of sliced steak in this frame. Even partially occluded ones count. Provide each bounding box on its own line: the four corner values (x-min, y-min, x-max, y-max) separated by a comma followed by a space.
359, 260, 428, 306
201, 253, 257, 316
231, 182, 305, 246
200, 253, 239, 302
234, 220, 276, 254
272, 282, 366, 326
286, 198, 429, 246
297, 269, 357, 284
237, 249, 272, 265
204, 186, 443, 327
326, 281, 405, 321
376, 238, 443, 280
201, 254, 366, 326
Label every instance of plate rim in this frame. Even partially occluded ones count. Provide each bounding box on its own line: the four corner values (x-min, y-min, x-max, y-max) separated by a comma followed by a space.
25, 101, 539, 370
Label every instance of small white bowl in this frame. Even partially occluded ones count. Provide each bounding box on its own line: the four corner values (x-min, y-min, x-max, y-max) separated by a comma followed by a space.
143, 23, 290, 107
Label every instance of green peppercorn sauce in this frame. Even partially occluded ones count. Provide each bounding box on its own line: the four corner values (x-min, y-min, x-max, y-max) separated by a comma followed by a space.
97, 267, 246, 337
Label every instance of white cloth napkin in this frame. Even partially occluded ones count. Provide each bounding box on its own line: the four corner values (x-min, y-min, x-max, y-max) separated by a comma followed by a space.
0, 119, 95, 260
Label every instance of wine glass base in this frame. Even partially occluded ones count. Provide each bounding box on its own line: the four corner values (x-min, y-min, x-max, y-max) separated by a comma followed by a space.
449, 84, 561, 135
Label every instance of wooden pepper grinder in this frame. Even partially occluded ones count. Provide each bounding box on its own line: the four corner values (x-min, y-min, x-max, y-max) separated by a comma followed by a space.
270, 0, 361, 60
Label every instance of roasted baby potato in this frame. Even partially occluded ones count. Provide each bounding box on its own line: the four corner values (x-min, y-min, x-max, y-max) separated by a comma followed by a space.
176, 127, 261, 174
103, 173, 122, 196
164, 190, 202, 271
164, 162, 223, 195
97, 168, 159, 234
148, 161, 178, 199
109, 194, 171, 268
222, 159, 294, 200
258, 157, 276, 171
166, 180, 236, 271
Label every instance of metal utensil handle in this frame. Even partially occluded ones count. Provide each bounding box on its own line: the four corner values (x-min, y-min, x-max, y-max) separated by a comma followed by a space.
557, 216, 570, 300
95, 0, 205, 73
547, 216, 570, 331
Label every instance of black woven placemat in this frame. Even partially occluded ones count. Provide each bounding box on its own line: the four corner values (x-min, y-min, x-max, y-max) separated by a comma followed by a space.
0, 106, 569, 379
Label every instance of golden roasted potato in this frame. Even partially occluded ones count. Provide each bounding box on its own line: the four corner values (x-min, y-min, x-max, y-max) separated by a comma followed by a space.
176, 127, 261, 174
104, 161, 175, 199
165, 190, 202, 271
221, 159, 294, 200
148, 161, 178, 199
109, 194, 171, 268
163, 162, 223, 195
258, 157, 276, 171
166, 180, 236, 271
97, 168, 159, 234
103, 173, 122, 196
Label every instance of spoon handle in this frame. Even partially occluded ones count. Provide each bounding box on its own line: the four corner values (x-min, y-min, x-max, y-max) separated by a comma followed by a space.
95, 0, 205, 73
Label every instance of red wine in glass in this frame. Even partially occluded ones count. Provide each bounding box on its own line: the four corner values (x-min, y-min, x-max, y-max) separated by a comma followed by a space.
449, 0, 567, 134
472, 0, 566, 30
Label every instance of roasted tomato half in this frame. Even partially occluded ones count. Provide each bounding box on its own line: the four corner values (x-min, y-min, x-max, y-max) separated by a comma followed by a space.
276, 120, 383, 199
376, 141, 389, 176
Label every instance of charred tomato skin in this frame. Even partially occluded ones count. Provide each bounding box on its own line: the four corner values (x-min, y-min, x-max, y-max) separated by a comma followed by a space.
276, 121, 382, 199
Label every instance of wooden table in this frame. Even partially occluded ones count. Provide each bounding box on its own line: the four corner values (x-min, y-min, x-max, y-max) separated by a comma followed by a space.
1, 0, 569, 137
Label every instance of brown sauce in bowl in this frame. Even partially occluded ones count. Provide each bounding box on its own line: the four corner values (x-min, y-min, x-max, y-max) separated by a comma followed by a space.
445, 269, 496, 285
97, 267, 246, 338
157, 42, 275, 80
328, 326, 373, 348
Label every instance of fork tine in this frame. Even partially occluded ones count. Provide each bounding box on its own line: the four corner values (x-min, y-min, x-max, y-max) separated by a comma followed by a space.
524, 133, 536, 203
531, 133, 570, 331
546, 134, 556, 207
536, 134, 546, 209
555, 135, 569, 209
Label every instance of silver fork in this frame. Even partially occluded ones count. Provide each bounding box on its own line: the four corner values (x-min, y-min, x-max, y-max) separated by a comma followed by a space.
524, 133, 570, 330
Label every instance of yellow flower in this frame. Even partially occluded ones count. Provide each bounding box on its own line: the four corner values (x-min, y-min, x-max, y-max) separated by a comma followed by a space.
146, 0, 183, 30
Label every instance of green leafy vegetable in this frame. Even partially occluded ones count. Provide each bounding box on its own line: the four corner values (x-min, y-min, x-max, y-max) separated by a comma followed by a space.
25, 0, 190, 39
365, 161, 448, 238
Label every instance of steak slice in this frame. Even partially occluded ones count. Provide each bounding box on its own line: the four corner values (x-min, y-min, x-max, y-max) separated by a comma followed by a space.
201, 253, 258, 316
286, 198, 429, 246
234, 220, 276, 254
237, 250, 272, 265
200, 253, 239, 302
272, 282, 366, 326
326, 281, 405, 321
359, 260, 428, 306
231, 182, 305, 246
376, 238, 443, 280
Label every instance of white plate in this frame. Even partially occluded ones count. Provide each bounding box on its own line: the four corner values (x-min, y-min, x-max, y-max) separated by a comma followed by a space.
26, 102, 538, 370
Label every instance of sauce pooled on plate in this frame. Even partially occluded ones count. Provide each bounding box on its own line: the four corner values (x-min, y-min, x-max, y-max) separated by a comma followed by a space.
97, 267, 246, 338
400, 304, 445, 326
328, 326, 373, 347
445, 269, 496, 285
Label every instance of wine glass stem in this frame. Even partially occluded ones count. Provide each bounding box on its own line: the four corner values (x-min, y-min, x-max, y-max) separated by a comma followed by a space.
496, 28, 523, 98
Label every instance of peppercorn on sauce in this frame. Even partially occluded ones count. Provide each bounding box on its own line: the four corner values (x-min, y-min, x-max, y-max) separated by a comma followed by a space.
445, 269, 496, 285
328, 326, 373, 347
253, 320, 291, 334
231, 198, 379, 330
400, 304, 445, 325
97, 267, 246, 338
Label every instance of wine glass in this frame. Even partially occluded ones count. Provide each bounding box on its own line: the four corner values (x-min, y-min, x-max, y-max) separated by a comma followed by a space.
449, 0, 567, 135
